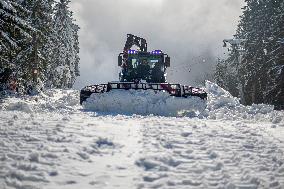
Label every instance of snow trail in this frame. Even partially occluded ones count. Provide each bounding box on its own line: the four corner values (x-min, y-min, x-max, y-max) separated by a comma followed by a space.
0, 82, 284, 188
136, 118, 284, 188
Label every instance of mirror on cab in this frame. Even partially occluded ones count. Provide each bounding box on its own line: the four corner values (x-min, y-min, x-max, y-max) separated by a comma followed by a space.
118, 55, 122, 66
165, 57, 170, 67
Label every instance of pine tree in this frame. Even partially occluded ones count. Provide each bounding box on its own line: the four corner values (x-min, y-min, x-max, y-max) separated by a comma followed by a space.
214, 51, 240, 98
1, 0, 80, 93
15, 0, 54, 91
49, 0, 80, 88
220, 0, 284, 109
72, 21, 80, 81
0, 0, 32, 68
264, 0, 284, 109
237, 0, 267, 104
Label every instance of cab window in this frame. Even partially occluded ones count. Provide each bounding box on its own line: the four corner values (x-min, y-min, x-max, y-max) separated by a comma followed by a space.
149, 59, 159, 68
132, 59, 138, 68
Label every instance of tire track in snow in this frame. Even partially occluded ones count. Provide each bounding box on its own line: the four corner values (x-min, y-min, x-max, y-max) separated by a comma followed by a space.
136, 118, 284, 189
0, 112, 62, 189
0, 111, 142, 189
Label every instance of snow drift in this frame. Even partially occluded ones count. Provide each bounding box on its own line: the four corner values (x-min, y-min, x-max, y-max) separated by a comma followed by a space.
203, 81, 283, 123
0, 89, 80, 114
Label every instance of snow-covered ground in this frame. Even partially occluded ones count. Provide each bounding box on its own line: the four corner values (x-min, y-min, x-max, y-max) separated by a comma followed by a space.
0, 82, 284, 189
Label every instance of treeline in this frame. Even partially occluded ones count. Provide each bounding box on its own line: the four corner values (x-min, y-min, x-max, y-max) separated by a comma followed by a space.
215, 0, 284, 110
0, 0, 79, 94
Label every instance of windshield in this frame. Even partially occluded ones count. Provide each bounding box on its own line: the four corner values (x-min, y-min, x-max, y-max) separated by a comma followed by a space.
131, 59, 138, 68
149, 59, 159, 68
129, 58, 161, 68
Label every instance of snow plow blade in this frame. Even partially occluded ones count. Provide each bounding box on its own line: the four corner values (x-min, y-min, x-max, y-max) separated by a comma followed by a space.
80, 82, 207, 105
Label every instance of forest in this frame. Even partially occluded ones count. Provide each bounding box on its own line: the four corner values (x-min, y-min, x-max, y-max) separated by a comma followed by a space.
215, 0, 284, 110
0, 0, 79, 94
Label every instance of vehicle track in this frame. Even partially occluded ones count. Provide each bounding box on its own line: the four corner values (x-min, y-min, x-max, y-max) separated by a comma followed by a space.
136, 118, 284, 189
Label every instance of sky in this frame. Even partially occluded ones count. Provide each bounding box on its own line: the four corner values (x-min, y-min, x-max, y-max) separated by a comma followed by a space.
70, 0, 245, 89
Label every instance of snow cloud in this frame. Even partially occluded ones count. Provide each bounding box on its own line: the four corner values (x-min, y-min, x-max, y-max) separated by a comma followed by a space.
70, 0, 245, 88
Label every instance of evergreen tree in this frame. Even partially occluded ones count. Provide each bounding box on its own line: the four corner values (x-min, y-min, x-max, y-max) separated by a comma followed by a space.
1, 0, 80, 93
218, 0, 284, 109
16, 0, 54, 91
264, 0, 284, 109
49, 0, 80, 88
214, 56, 239, 97
72, 21, 80, 80
237, 0, 265, 104
0, 0, 32, 68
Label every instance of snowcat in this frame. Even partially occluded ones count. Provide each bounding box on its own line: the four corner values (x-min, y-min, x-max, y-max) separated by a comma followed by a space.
80, 34, 207, 105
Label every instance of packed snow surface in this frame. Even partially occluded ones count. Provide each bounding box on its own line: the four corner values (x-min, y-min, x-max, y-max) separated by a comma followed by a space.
0, 81, 284, 189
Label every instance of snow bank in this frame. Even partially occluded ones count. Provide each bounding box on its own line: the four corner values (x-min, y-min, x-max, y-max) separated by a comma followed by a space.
205, 80, 240, 109
203, 81, 283, 123
83, 89, 206, 117
0, 89, 80, 113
